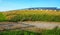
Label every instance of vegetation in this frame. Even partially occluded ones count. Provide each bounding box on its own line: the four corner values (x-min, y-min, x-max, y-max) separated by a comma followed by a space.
0, 12, 6, 22
42, 27, 60, 35
0, 10, 60, 35
5, 10, 60, 22
0, 30, 41, 35
0, 10, 60, 22
0, 28, 60, 35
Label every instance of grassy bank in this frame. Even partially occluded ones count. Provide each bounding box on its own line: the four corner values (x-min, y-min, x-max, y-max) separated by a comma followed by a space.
0, 30, 41, 35
0, 28, 60, 35
7, 10, 60, 22
0, 10, 60, 22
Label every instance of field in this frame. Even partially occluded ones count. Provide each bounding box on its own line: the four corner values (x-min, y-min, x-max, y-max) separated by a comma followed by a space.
2, 10, 60, 22
0, 10, 60, 35
0, 28, 60, 35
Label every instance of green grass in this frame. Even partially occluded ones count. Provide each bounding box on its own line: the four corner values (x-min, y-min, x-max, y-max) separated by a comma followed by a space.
9, 14, 60, 22
0, 28, 60, 35
6, 10, 60, 22
0, 12, 6, 22
42, 28, 60, 35
0, 10, 60, 22
0, 30, 41, 35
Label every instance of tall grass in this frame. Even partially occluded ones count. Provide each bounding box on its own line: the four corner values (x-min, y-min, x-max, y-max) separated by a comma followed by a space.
6, 10, 60, 22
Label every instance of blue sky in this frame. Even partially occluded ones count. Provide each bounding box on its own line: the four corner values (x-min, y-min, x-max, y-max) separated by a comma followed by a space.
0, 0, 60, 11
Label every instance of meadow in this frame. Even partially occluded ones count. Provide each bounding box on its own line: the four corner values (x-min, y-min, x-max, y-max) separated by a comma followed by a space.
2, 10, 60, 22
0, 10, 60, 35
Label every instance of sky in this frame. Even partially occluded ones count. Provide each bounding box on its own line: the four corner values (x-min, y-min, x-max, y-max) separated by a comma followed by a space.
0, 0, 60, 11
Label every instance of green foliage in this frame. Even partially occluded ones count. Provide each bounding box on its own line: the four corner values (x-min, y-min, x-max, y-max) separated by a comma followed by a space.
9, 15, 27, 22
0, 13, 6, 22
42, 28, 60, 35
0, 30, 41, 35
0, 28, 60, 35
0, 10, 60, 22
1, 10, 60, 22
9, 14, 60, 22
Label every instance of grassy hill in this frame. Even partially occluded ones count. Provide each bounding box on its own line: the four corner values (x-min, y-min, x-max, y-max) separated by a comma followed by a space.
0, 10, 60, 35
1, 10, 60, 22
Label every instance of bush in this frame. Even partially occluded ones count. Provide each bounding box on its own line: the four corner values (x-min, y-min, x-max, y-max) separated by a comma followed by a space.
0, 13, 6, 22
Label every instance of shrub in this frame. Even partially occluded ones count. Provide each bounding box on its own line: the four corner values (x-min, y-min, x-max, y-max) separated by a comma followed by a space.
0, 12, 6, 22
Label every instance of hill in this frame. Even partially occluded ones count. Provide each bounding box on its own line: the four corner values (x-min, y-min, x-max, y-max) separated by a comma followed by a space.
0, 7, 59, 22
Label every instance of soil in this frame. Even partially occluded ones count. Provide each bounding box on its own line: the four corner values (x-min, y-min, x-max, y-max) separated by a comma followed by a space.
0, 21, 60, 31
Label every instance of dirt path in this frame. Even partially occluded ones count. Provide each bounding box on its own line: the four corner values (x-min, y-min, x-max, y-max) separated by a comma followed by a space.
0, 21, 60, 31
20, 21, 60, 29
0, 22, 34, 31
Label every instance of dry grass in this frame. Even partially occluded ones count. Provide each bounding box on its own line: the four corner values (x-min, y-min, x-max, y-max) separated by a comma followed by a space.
3, 10, 60, 22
